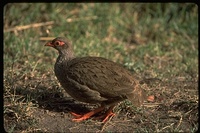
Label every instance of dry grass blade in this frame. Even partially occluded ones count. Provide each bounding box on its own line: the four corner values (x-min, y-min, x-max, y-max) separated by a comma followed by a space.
39, 37, 57, 41
143, 102, 162, 107
66, 16, 97, 22
157, 123, 175, 132
4, 21, 54, 32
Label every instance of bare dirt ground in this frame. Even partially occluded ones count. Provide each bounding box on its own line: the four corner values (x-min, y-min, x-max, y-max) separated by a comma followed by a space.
4, 74, 198, 132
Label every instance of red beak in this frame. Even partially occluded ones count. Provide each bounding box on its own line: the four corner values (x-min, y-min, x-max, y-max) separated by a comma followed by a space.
45, 42, 54, 47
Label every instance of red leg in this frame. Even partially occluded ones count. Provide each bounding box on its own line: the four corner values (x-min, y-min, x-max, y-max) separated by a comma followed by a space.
94, 105, 116, 123
102, 110, 115, 122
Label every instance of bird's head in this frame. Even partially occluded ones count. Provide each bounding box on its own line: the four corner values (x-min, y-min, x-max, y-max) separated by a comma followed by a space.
45, 37, 74, 56
45, 37, 71, 50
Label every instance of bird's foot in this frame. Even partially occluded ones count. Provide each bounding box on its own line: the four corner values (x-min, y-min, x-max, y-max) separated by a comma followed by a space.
70, 106, 105, 122
70, 111, 97, 122
70, 112, 83, 119
70, 112, 91, 122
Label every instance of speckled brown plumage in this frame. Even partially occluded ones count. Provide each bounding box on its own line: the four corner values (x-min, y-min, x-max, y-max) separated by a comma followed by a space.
45, 37, 146, 122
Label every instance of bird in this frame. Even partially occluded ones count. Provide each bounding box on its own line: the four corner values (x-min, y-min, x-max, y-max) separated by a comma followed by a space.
45, 37, 146, 122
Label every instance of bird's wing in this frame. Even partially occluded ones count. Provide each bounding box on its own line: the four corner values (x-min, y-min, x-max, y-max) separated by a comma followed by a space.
65, 57, 139, 98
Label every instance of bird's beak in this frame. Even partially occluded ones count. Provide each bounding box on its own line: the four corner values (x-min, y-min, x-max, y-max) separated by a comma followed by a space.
45, 42, 54, 47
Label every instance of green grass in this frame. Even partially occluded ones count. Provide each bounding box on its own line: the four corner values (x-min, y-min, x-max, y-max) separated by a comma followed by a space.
4, 3, 198, 132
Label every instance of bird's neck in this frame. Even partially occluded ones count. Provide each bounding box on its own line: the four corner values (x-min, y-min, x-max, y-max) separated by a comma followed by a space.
57, 50, 75, 64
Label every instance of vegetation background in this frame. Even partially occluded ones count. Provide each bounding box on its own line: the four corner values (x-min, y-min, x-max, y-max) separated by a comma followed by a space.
4, 3, 198, 132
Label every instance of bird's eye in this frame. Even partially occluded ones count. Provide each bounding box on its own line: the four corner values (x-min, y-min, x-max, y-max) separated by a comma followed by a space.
55, 41, 60, 46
